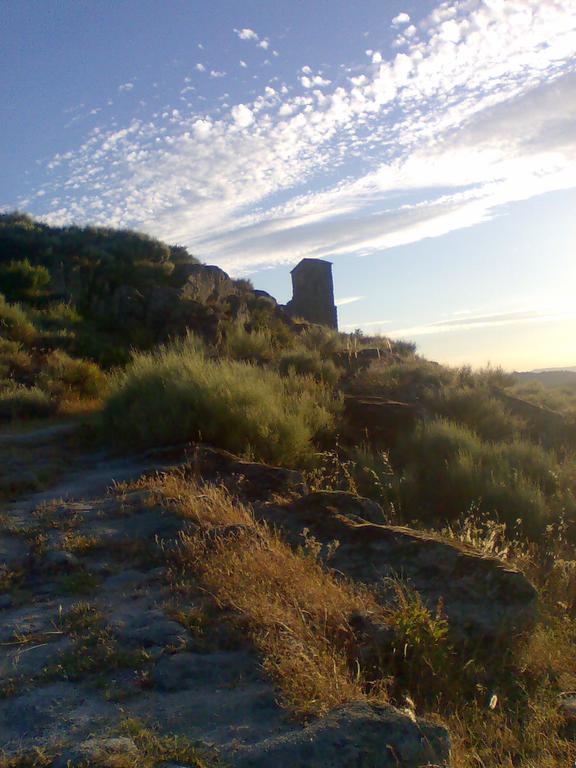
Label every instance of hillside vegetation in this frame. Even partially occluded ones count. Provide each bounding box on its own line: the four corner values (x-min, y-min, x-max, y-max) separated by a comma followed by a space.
1, 214, 575, 767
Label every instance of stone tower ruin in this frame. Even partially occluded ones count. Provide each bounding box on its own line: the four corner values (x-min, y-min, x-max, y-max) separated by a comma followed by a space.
287, 258, 338, 330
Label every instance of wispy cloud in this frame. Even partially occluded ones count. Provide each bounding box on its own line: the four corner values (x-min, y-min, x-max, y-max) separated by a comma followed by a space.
385, 309, 570, 338
26, 0, 576, 275
335, 295, 364, 307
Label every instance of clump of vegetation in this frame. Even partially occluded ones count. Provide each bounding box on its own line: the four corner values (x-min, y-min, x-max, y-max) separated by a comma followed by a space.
37, 349, 107, 401
0, 384, 56, 421
278, 348, 339, 384
0, 295, 37, 344
103, 334, 339, 466
221, 325, 275, 363
0, 259, 50, 302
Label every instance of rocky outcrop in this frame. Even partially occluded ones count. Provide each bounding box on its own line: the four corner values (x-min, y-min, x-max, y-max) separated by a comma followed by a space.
231, 702, 450, 767
182, 444, 305, 499
178, 263, 237, 304
258, 492, 538, 645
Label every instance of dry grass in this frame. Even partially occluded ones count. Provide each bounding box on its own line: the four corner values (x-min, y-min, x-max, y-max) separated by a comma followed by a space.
440, 518, 576, 767
146, 473, 387, 717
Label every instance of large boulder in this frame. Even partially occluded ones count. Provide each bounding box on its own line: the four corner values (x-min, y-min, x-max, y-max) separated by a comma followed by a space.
258, 492, 538, 645
229, 702, 450, 768
177, 264, 237, 304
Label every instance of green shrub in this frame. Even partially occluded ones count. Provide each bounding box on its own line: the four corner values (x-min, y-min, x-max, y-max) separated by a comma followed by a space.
222, 326, 275, 364
0, 258, 50, 301
0, 340, 34, 380
31, 302, 81, 331
379, 580, 453, 701
0, 384, 55, 421
0, 294, 37, 343
38, 350, 107, 400
429, 385, 525, 442
103, 334, 339, 466
349, 357, 454, 399
399, 419, 566, 537
298, 325, 344, 357
278, 349, 339, 385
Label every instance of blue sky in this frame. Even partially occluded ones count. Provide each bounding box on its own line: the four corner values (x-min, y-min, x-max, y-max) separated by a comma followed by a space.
2, 0, 576, 370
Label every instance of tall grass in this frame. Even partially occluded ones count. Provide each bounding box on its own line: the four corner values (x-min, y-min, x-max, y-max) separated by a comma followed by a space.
103, 334, 340, 465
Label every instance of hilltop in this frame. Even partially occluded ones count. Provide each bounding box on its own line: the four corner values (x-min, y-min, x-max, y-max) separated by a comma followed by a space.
1, 215, 575, 767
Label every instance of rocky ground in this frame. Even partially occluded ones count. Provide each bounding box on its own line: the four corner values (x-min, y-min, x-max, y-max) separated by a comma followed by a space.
0, 427, 539, 767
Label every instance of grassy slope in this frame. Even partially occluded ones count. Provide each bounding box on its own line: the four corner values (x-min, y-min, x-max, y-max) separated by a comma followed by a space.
2, 215, 575, 765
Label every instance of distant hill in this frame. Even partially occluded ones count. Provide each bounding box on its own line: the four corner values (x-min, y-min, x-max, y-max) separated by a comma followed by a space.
514, 369, 576, 386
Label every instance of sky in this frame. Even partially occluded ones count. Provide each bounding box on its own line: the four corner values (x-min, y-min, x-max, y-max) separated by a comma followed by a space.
2, 0, 576, 371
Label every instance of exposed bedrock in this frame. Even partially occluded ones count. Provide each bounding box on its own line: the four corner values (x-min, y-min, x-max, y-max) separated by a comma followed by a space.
257, 491, 538, 646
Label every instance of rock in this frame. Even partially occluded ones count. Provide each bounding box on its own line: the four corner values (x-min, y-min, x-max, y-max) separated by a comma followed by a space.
103, 569, 149, 592
145, 285, 181, 327
117, 618, 190, 650
55, 736, 139, 768
558, 692, 576, 719
0, 595, 13, 610
224, 294, 250, 326
0, 535, 29, 570
252, 290, 277, 308
260, 493, 538, 645
43, 550, 81, 570
183, 445, 304, 500
288, 491, 386, 525
178, 264, 237, 304
151, 650, 257, 692
0, 681, 118, 750
229, 702, 450, 768
0, 638, 73, 682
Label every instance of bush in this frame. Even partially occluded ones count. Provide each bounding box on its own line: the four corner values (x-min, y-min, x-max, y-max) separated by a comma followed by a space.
103, 334, 339, 466
349, 357, 454, 399
278, 349, 339, 385
0, 339, 34, 380
0, 294, 37, 343
0, 258, 50, 301
38, 350, 107, 400
222, 326, 275, 364
0, 383, 55, 421
429, 385, 525, 442
31, 302, 81, 331
298, 325, 344, 357
399, 419, 568, 537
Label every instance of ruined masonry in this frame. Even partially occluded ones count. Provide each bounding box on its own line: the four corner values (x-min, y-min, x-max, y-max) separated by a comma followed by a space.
287, 258, 338, 330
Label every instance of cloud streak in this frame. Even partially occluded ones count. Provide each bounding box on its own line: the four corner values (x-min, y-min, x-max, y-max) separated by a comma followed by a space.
23, 0, 576, 275
384, 309, 572, 338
